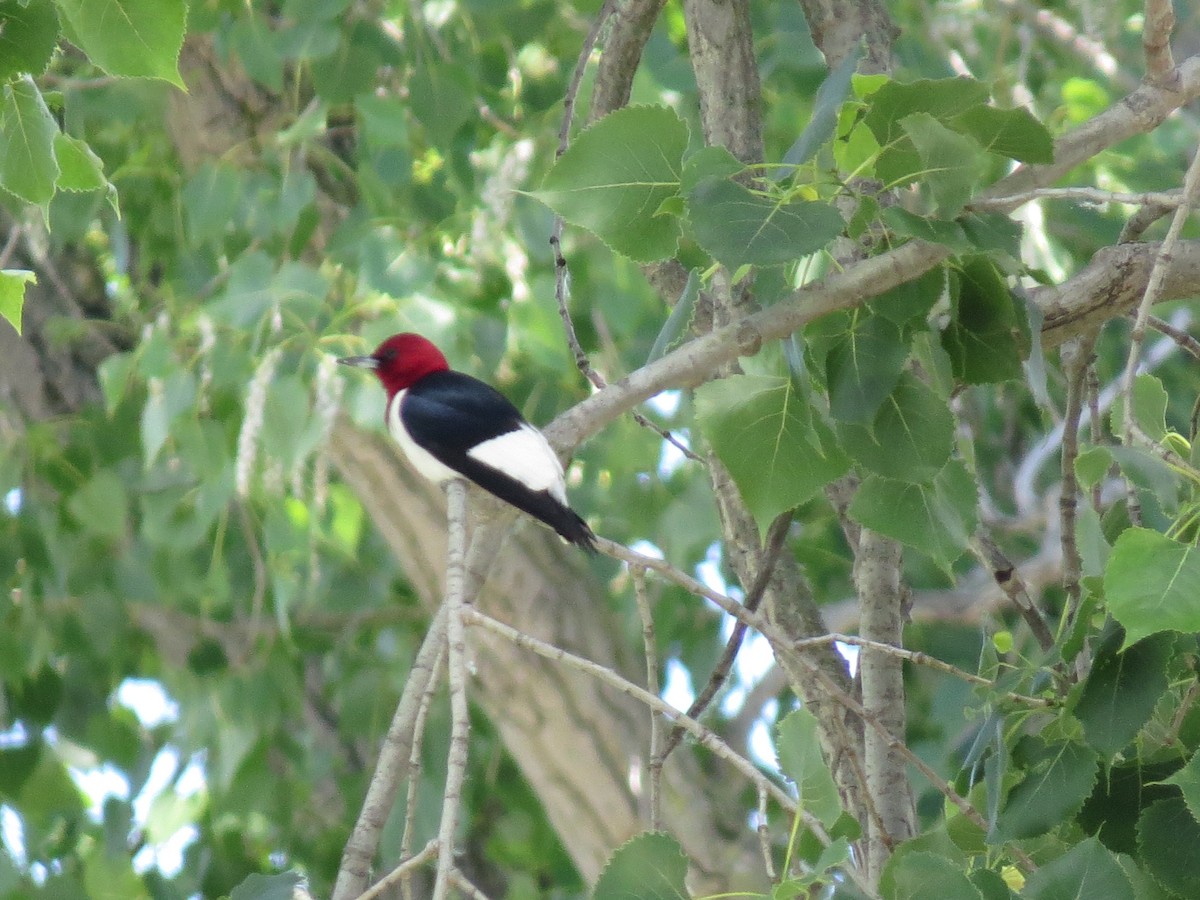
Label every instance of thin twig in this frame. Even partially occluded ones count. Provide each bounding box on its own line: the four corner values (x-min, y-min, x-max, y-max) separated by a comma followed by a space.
631, 566, 663, 829
658, 510, 794, 761
973, 186, 1182, 210
433, 480, 471, 900
448, 868, 493, 900
332, 605, 449, 900
400, 641, 446, 900
1145, 314, 1200, 362
1059, 336, 1095, 637
972, 531, 1056, 652
792, 634, 1054, 707
757, 784, 776, 881
1165, 676, 1200, 748
1119, 139, 1200, 530
356, 840, 439, 900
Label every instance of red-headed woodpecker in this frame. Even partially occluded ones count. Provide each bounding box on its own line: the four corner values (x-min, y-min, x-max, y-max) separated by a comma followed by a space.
339, 333, 596, 551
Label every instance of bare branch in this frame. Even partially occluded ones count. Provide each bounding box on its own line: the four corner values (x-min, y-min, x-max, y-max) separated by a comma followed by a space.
1143, 0, 1176, 82
631, 566, 664, 830
333, 605, 449, 900
433, 480, 471, 900
356, 841, 439, 900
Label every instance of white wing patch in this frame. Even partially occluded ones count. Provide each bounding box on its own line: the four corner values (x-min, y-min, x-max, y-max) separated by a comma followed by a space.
468, 423, 567, 502
387, 390, 459, 483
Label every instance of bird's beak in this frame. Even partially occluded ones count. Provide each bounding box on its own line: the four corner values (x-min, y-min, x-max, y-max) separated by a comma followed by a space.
338, 354, 379, 370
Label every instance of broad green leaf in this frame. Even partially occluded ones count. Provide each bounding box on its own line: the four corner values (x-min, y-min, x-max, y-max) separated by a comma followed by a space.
53, 133, 108, 192
870, 264, 945, 326
0, 0, 59, 81
55, 0, 186, 86
0, 78, 60, 209
1107, 446, 1181, 517
849, 459, 978, 574
140, 370, 196, 466
864, 76, 990, 187
0, 269, 35, 335
885, 851, 984, 900
820, 309, 909, 423
310, 22, 384, 103
680, 145, 744, 192
81, 850, 145, 900
941, 256, 1029, 384
687, 177, 844, 268
696, 375, 850, 532
951, 105, 1054, 164
836, 372, 954, 482
1109, 374, 1169, 442
10, 745, 86, 828
1137, 797, 1200, 898
900, 112, 986, 216
778, 44, 863, 172
992, 739, 1098, 841
1074, 632, 1172, 758
776, 709, 842, 827
67, 471, 128, 540
533, 105, 687, 263
882, 206, 971, 253
229, 871, 304, 900
1105, 528, 1200, 647
1022, 838, 1133, 900
959, 212, 1023, 260
183, 163, 244, 243
1161, 748, 1200, 825
593, 832, 689, 900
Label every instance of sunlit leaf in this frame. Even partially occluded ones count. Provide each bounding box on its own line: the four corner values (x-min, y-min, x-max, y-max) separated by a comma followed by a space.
534, 106, 688, 262
55, 0, 186, 85
1105, 528, 1200, 647
593, 832, 689, 900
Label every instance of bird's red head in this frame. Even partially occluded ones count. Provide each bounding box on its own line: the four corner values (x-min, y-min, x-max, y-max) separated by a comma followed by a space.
338, 333, 450, 397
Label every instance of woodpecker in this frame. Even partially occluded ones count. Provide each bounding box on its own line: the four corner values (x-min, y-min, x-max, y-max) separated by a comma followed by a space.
338, 333, 596, 551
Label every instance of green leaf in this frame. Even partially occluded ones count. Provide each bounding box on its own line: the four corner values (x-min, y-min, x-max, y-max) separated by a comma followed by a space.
958, 212, 1023, 260
0, 268, 35, 335
885, 851, 985, 900
311, 21, 384, 104
1022, 837, 1133, 900
849, 459, 978, 574
1105, 528, 1200, 647
882, 206, 972, 253
1111, 374, 1170, 442
950, 105, 1054, 164
687, 177, 844, 268
870, 264, 945, 326
696, 375, 850, 533
53, 133, 108, 192
900, 112, 986, 216
67, 471, 128, 540
1161, 749, 1200, 825
819, 309, 909, 423
593, 832, 689, 900
55, 0, 185, 85
1137, 797, 1200, 898
1075, 632, 1172, 758
864, 76, 990, 187
140, 369, 196, 466
778, 44, 863, 171
680, 145, 745, 193
992, 739, 1098, 841
646, 270, 698, 364
229, 871, 304, 900
533, 105, 687, 263
941, 256, 1029, 384
1075, 446, 1113, 491
836, 372, 954, 482
0, 77, 60, 209
0, 0, 60, 81
183, 163, 245, 243
776, 709, 842, 827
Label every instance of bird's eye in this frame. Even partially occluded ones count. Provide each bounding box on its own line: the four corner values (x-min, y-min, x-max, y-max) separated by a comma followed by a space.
379, 348, 398, 362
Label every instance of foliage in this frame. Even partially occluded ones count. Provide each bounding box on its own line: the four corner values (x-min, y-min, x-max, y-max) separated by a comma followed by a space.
2, 0, 1200, 899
